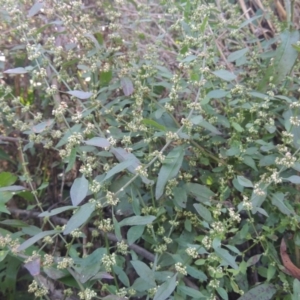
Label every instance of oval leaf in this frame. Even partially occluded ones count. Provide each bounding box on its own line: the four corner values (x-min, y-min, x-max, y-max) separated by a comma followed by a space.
18, 230, 59, 251
258, 30, 299, 92
212, 70, 237, 81
63, 203, 95, 235
27, 1, 44, 17
85, 137, 111, 148
70, 176, 89, 206
194, 203, 212, 223
127, 226, 145, 245
24, 258, 40, 276
207, 89, 229, 99
186, 183, 215, 203
39, 206, 75, 217
214, 247, 238, 269
238, 283, 276, 300
178, 286, 204, 298
237, 176, 253, 188
131, 260, 155, 286
228, 48, 249, 62
66, 90, 93, 100
118, 215, 156, 227
153, 273, 177, 300
0, 185, 27, 192
121, 77, 134, 96
32, 119, 54, 133
285, 175, 300, 184
4, 67, 28, 74
110, 147, 153, 185
104, 160, 136, 181
155, 146, 185, 200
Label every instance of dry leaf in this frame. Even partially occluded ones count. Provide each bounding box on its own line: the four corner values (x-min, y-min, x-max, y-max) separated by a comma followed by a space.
280, 238, 300, 279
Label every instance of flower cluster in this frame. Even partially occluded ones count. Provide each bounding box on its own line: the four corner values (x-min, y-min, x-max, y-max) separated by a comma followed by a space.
101, 253, 116, 272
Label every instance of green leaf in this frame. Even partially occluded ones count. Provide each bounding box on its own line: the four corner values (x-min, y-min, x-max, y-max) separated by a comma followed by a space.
132, 277, 155, 292
186, 265, 207, 281
0, 172, 17, 187
200, 15, 208, 32
66, 147, 77, 173
232, 177, 244, 193
113, 265, 130, 287
181, 55, 197, 63
56, 124, 82, 148
27, 1, 44, 17
212, 70, 237, 81
258, 30, 299, 92
271, 193, 294, 215
0, 185, 26, 192
142, 119, 166, 131
267, 264, 276, 281
0, 191, 13, 203
39, 206, 76, 217
4, 67, 28, 74
225, 245, 241, 255
0, 219, 29, 228
193, 203, 212, 223
242, 156, 257, 171
207, 89, 229, 99
292, 279, 300, 300
190, 115, 203, 125
100, 70, 112, 86
84, 33, 101, 50
0, 149, 14, 164
247, 254, 262, 266
259, 155, 276, 166
113, 214, 122, 241
110, 147, 153, 185
237, 176, 253, 188
251, 184, 267, 213
155, 146, 185, 199
70, 176, 89, 206
228, 48, 249, 62
63, 203, 95, 235
186, 183, 215, 203
0, 203, 10, 214
127, 226, 145, 245
121, 77, 134, 96
0, 250, 9, 262
232, 122, 244, 132
214, 247, 238, 269
18, 230, 59, 251
198, 119, 222, 135
173, 187, 187, 208
85, 137, 111, 148
31, 119, 54, 133
66, 90, 93, 100
217, 287, 229, 300
237, 283, 276, 300
153, 273, 177, 300
238, 14, 263, 29
177, 285, 205, 298
131, 260, 156, 286
285, 175, 300, 184
102, 296, 127, 300
0, 254, 22, 300
104, 160, 135, 181
119, 215, 156, 227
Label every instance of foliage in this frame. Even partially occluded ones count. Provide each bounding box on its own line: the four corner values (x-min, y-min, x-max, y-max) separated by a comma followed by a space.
1, 0, 300, 300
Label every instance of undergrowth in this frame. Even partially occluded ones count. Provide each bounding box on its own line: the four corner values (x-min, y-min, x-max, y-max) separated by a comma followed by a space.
1, 0, 300, 299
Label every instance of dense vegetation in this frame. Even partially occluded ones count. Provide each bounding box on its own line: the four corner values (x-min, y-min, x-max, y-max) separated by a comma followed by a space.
1, 0, 300, 299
